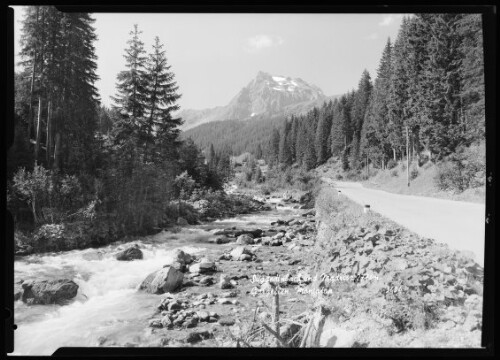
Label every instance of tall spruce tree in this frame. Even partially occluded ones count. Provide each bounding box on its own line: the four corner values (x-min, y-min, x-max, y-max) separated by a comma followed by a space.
457, 14, 485, 143
360, 38, 393, 167
278, 120, 293, 165
315, 104, 333, 165
18, 6, 99, 172
350, 70, 372, 168
144, 36, 182, 162
111, 24, 148, 148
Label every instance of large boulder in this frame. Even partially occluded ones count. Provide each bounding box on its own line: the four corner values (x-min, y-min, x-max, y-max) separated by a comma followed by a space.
116, 245, 143, 261
177, 217, 189, 226
20, 279, 79, 305
139, 266, 184, 294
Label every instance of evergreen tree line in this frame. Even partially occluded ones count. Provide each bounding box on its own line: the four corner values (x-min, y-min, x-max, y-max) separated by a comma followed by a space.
265, 14, 485, 172
8, 7, 231, 235
182, 114, 286, 157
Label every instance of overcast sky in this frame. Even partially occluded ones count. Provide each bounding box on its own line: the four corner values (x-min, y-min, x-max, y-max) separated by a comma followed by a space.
13, 8, 405, 110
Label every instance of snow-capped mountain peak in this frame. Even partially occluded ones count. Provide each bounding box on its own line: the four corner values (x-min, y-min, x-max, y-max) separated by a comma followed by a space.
178, 71, 327, 130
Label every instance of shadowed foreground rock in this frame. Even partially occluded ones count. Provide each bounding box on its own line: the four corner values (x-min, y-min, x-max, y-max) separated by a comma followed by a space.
19, 279, 79, 305
139, 266, 184, 294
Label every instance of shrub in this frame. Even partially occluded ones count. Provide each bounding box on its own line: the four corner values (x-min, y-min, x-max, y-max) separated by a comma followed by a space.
423, 161, 433, 170
434, 143, 485, 193
335, 174, 343, 180
345, 170, 361, 180
12, 165, 86, 225
410, 167, 419, 180
359, 172, 369, 181
387, 159, 397, 169
390, 169, 399, 177
260, 184, 273, 195
174, 171, 197, 199
401, 162, 407, 171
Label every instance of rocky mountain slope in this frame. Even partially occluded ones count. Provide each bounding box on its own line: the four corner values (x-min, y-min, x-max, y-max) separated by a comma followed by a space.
178, 71, 335, 130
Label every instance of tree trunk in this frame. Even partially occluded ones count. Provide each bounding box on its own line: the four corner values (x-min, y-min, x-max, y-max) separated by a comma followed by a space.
406, 126, 410, 187
34, 96, 42, 165
46, 99, 52, 167
54, 132, 61, 170
392, 148, 396, 161
28, 56, 36, 141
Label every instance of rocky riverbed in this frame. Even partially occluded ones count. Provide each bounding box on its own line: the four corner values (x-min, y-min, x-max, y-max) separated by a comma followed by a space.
12, 194, 319, 353
12, 188, 484, 353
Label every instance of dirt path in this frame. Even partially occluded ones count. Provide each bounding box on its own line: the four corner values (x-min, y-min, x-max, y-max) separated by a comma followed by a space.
322, 179, 485, 267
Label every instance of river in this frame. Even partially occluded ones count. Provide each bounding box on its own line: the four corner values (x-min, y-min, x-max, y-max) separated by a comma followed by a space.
12, 198, 298, 355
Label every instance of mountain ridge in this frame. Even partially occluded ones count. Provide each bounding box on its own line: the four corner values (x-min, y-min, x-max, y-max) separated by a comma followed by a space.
178, 71, 337, 130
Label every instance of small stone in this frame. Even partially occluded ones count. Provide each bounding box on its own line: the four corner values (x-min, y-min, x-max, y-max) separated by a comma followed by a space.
186, 330, 213, 343
221, 291, 237, 298
239, 254, 252, 261
230, 246, 252, 260
161, 316, 173, 328
197, 311, 210, 321
149, 319, 163, 328
218, 317, 236, 326
219, 274, 233, 289
199, 276, 215, 286
218, 298, 233, 305
261, 237, 272, 245
168, 302, 182, 312
184, 317, 198, 328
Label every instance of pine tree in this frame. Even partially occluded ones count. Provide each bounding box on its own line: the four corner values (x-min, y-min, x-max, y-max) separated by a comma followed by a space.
207, 143, 216, 168
350, 70, 372, 168
255, 143, 263, 159
268, 128, 280, 166
111, 24, 148, 147
457, 14, 485, 143
329, 99, 344, 157
315, 104, 333, 165
418, 14, 464, 159
278, 120, 292, 165
144, 36, 182, 163
387, 17, 411, 161
303, 132, 317, 171
18, 6, 99, 172
360, 38, 393, 167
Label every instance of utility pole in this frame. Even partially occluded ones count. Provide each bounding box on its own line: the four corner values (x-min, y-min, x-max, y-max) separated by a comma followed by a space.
366, 155, 369, 179
406, 126, 410, 187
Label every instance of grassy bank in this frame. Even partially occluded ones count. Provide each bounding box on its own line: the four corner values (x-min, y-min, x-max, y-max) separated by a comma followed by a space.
361, 162, 485, 204
315, 147, 485, 204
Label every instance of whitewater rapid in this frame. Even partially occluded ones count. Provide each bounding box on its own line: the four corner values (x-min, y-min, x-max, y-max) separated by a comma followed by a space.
12, 201, 298, 355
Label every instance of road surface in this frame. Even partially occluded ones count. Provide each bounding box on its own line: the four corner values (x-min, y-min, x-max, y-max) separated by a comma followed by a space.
322, 179, 485, 267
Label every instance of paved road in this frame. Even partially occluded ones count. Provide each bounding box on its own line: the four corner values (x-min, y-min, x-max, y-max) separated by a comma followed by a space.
322, 179, 486, 267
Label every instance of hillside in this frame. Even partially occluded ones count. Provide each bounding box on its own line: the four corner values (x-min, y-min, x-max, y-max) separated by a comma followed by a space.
181, 114, 287, 155
315, 149, 486, 204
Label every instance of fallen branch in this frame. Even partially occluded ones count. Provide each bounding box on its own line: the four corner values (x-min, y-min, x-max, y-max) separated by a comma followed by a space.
261, 322, 290, 348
